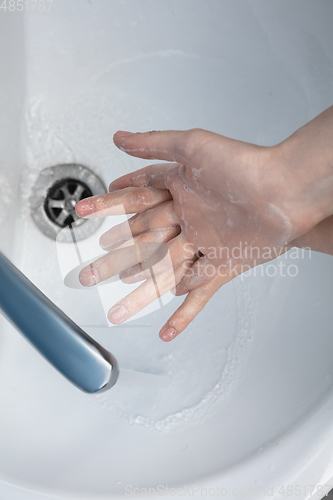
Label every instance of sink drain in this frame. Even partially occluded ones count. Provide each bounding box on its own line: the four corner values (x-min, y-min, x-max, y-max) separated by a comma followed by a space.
30, 164, 106, 242
44, 178, 93, 228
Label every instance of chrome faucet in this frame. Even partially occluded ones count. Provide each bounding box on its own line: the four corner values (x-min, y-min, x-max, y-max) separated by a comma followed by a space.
0, 251, 119, 393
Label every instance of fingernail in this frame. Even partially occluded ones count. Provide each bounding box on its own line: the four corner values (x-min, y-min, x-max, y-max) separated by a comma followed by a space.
75, 198, 95, 217
114, 131, 134, 138
108, 304, 129, 323
159, 326, 177, 342
99, 235, 111, 251
99, 233, 125, 251
79, 264, 99, 287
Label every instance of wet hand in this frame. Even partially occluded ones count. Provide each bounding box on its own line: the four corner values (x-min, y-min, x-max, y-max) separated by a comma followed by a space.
75, 128, 329, 341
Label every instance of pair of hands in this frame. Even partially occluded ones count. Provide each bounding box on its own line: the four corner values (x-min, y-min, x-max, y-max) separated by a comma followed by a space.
75, 127, 333, 342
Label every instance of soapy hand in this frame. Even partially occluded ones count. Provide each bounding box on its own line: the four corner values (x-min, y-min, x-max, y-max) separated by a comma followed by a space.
75, 112, 333, 341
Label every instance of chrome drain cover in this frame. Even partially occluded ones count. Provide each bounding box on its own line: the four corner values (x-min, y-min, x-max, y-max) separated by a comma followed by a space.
44, 178, 93, 228
30, 164, 106, 242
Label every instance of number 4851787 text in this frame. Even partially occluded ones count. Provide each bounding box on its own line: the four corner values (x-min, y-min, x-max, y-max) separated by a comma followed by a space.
0, 0, 53, 11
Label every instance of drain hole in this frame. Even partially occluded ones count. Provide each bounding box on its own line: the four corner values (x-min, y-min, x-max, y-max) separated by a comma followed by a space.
44, 178, 93, 228
30, 164, 106, 242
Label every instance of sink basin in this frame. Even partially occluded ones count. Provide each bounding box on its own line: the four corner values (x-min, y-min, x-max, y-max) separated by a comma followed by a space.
1, 1, 333, 499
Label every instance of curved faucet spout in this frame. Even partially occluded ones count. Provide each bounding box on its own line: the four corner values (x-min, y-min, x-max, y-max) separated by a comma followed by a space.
0, 251, 119, 393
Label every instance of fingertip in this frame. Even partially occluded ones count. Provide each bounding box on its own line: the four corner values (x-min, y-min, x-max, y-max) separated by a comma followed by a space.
119, 274, 133, 284
113, 129, 185, 163
159, 326, 177, 342
99, 235, 109, 252
108, 304, 129, 324
114, 131, 135, 138
75, 198, 96, 217
79, 264, 98, 287
108, 179, 129, 192
173, 283, 188, 296
113, 132, 137, 156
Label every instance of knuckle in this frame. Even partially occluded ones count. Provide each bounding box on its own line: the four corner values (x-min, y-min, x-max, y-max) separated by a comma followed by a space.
191, 291, 207, 308
130, 212, 147, 232
186, 127, 204, 141
138, 214, 148, 231
144, 130, 161, 158
188, 127, 204, 137
184, 128, 212, 158
183, 128, 204, 158
134, 188, 150, 206
132, 172, 149, 187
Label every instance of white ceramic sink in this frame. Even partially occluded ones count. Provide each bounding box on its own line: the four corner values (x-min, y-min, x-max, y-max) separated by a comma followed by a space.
1, 1, 333, 499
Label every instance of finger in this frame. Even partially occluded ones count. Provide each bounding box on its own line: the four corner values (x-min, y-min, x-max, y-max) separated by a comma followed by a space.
159, 273, 230, 342
113, 129, 198, 163
107, 258, 193, 325
109, 163, 177, 192
170, 246, 291, 330
174, 251, 280, 297
116, 226, 181, 252
175, 255, 222, 295
79, 240, 167, 286
182, 255, 218, 288
75, 186, 171, 219
119, 233, 196, 283
174, 259, 241, 296
99, 200, 179, 251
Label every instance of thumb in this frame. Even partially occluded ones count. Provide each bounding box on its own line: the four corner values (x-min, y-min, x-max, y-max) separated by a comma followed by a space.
113, 129, 199, 163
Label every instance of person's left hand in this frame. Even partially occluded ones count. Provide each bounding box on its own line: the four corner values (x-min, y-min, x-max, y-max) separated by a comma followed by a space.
75, 130, 333, 342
